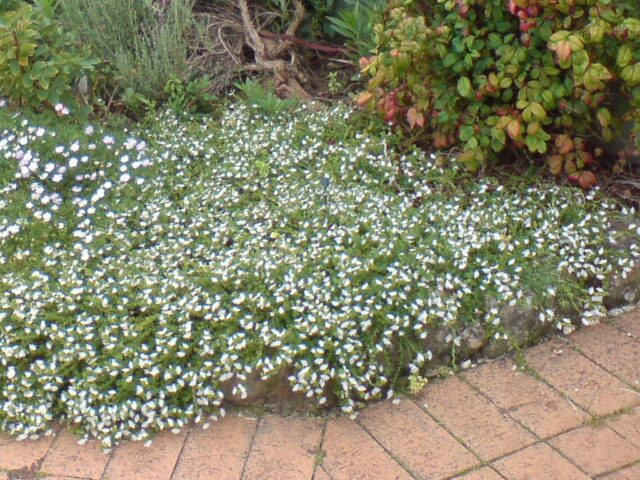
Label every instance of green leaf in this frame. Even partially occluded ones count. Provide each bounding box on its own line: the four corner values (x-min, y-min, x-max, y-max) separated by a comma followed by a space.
491, 127, 506, 144
530, 102, 547, 120
567, 34, 584, 53
457, 76, 472, 98
525, 134, 537, 152
596, 107, 611, 127
8, 59, 20, 76
499, 77, 512, 89
618, 18, 640, 36
617, 45, 634, 68
571, 50, 589, 75
621, 63, 640, 86
459, 125, 474, 142
541, 90, 555, 108
443, 53, 458, 67
549, 30, 570, 43
490, 138, 504, 152
22, 74, 33, 88
538, 22, 553, 41
586, 19, 608, 43
30, 60, 46, 79
537, 138, 548, 153
583, 63, 613, 91
543, 66, 560, 76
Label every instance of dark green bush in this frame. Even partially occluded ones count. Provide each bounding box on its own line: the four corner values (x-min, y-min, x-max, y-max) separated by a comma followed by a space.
360, 0, 640, 184
0, 1, 97, 116
325, 0, 387, 58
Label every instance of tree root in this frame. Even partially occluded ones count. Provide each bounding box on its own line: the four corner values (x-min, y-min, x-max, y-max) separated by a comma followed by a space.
237, 0, 310, 99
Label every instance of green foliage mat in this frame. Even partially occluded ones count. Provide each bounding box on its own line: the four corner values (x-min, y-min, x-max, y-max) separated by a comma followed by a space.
0, 102, 638, 447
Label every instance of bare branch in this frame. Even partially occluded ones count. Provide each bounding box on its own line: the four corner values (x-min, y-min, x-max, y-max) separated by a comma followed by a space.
238, 0, 265, 60
274, 0, 305, 57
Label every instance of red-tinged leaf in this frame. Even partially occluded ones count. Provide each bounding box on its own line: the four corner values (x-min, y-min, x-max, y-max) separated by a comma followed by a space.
433, 132, 448, 148
506, 119, 522, 139
577, 150, 595, 167
356, 92, 373, 108
407, 107, 419, 129
564, 158, 577, 174
555, 134, 574, 154
578, 171, 597, 189
496, 115, 511, 129
384, 107, 398, 122
555, 41, 572, 63
549, 155, 564, 176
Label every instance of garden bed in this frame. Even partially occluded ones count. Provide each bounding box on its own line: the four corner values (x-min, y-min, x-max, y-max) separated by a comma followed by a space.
0, 102, 639, 447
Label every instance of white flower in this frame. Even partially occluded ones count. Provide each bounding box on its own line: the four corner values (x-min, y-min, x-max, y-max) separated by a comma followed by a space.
54, 104, 70, 115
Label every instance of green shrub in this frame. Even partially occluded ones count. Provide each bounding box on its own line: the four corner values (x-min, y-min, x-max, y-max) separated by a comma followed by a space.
360, 0, 640, 182
326, 0, 387, 58
57, 0, 197, 105
0, 0, 22, 13
234, 78, 298, 114
0, 1, 97, 115
164, 75, 216, 116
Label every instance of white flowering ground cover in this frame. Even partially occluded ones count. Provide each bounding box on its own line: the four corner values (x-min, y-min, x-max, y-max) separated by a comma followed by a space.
1, 102, 639, 448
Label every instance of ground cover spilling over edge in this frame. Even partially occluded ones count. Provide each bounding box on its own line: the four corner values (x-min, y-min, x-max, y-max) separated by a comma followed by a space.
1, 102, 639, 448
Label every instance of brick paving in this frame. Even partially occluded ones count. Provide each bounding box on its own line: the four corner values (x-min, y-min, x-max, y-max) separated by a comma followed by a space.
1, 310, 639, 480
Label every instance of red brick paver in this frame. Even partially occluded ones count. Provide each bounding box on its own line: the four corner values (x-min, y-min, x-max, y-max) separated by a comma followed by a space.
549, 425, 640, 477
420, 376, 534, 460
322, 416, 412, 480
102, 430, 188, 480
40, 429, 108, 479
453, 466, 504, 479
173, 415, 257, 480
609, 409, 640, 449
41, 477, 84, 480
3, 309, 640, 480
493, 442, 590, 479
0, 433, 55, 470
358, 399, 478, 479
615, 311, 640, 338
313, 466, 333, 480
571, 323, 640, 388
242, 416, 323, 480
462, 358, 584, 438
526, 338, 639, 416
600, 463, 640, 480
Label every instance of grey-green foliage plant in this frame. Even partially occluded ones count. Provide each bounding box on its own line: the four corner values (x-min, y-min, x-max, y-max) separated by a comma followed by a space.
57, 0, 196, 103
